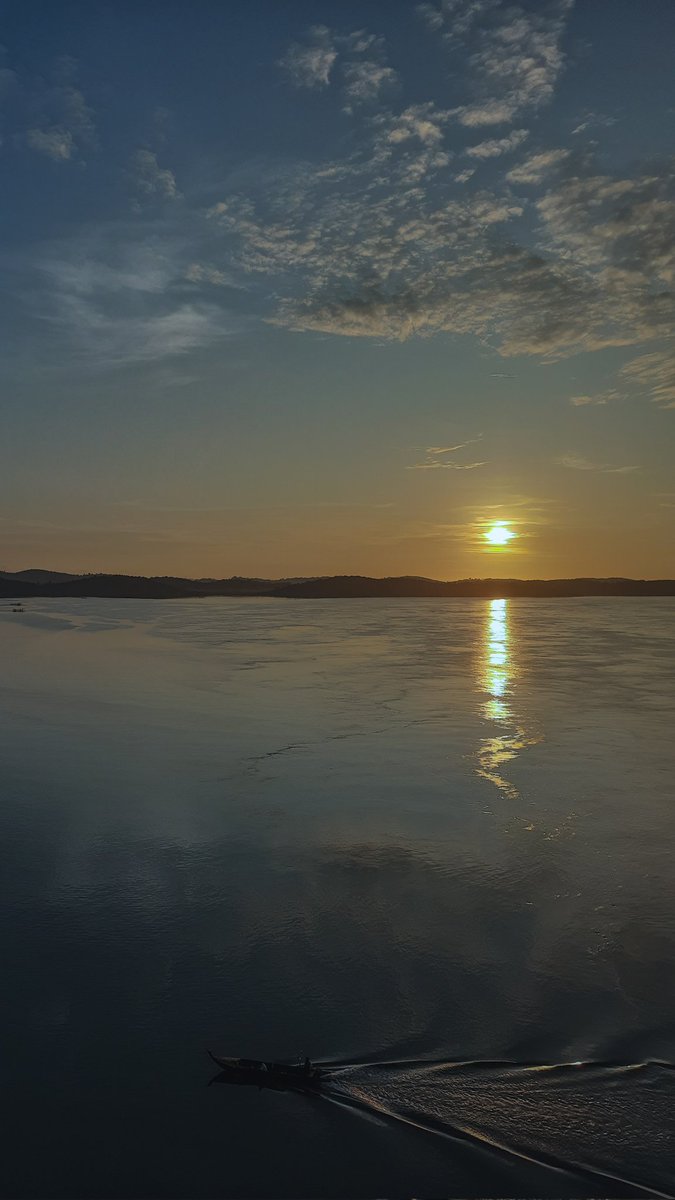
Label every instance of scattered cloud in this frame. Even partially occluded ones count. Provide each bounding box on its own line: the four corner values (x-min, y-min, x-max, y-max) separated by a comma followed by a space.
386, 102, 450, 145
420, 0, 575, 125
280, 25, 397, 108
465, 128, 528, 159
557, 456, 640, 473
342, 60, 398, 108
7, 4, 672, 405
506, 148, 570, 184
205, 136, 675, 365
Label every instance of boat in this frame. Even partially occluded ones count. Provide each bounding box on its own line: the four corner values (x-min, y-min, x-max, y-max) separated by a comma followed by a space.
207, 1050, 323, 1089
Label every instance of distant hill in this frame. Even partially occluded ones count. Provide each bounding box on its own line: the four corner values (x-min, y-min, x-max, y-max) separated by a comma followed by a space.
1, 570, 675, 599
271, 575, 675, 599
0, 569, 81, 583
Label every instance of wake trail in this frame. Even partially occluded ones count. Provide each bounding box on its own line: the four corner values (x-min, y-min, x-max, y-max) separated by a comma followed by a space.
317, 1057, 675, 1198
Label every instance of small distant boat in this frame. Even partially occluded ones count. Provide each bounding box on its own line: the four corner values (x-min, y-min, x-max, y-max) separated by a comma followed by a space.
207, 1050, 323, 1089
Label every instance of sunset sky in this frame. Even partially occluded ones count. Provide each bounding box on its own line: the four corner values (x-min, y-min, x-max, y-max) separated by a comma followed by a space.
1, 0, 674, 579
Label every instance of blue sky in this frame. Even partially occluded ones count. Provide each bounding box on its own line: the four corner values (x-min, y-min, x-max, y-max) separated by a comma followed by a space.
1, 0, 674, 578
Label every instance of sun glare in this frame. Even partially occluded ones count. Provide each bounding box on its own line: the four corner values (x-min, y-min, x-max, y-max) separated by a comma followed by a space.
484, 522, 516, 548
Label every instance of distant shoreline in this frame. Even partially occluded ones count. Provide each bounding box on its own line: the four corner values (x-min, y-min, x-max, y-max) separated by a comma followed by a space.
2, 570, 675, 600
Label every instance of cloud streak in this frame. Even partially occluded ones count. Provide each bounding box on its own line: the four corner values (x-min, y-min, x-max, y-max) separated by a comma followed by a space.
407, 459, 487, 470
557, 456, 641, 474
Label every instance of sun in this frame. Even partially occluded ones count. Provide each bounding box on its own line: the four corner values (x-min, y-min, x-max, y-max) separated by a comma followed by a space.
484, 522, 516, 547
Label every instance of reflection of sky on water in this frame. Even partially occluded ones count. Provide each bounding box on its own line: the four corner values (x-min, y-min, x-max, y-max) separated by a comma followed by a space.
477, 599, 539, 802
2, 598, 675, 1197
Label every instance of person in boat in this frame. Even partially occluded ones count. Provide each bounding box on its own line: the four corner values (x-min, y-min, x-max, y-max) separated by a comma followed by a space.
303, 1057, 311, 1076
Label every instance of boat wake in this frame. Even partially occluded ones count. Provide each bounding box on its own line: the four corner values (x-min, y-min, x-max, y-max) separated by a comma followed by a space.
317, 1056, 675, 1197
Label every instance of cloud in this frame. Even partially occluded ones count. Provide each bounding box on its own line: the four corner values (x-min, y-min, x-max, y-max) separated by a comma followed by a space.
203, 14, 674, 377
281, 25, 398, 110
406, 459, 487, 470
279, 26, 337, 88
386, 103, 449, 145
131, 149, 179, 202
619, 349, 675, 409
26, 127, 75, 160
342, 60, 398, 107
407, 436, 486, 470
571, 112, 617, 136
185, 262, 241, 288
506, 148, 570, 184
557, 456, 640, 473
569, 390, 621, 406
24, 58, 96, 162
416, 3, 446, 33
465, 128, 528, 159
28, 226, 233, 368
426, 442, 479, 454
420, 0, 575, 125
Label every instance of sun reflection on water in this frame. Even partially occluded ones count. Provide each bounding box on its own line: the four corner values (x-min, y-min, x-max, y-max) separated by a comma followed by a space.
476, 599, 539, 802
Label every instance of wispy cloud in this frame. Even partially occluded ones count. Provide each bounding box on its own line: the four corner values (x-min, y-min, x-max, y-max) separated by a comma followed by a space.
569, 390, 622, 406
557, 456, 640, 473
24, 56, 96, 163
571, 111, 617, 136
279, 25, 337, 88
131, 149, 179, 203
27, 225, 233, 368
407, 436, 486, 470
185, 262, 242, 288
619, 349, 675, 409
27, 127, 75, 161
407, 459, 487, 470
425, 442, 479, 454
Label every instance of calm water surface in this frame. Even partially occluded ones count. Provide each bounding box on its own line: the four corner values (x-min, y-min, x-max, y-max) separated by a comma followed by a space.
1, 597, 674, 1198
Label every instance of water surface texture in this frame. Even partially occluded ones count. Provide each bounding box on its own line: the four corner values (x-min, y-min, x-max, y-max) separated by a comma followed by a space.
1, 597, 674, 1198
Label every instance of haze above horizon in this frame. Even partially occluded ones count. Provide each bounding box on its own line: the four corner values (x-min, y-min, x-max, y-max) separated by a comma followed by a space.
1, 0, 674, 578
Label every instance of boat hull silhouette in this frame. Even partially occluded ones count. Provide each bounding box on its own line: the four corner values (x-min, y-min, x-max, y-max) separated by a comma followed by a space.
207, 1051, 323, 1091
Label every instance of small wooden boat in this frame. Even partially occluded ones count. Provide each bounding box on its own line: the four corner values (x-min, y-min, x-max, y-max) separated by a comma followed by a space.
207, 1050, 323, 1089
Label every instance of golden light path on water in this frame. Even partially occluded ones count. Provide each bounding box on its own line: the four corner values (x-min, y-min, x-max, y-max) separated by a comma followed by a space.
476, 599, 540, 803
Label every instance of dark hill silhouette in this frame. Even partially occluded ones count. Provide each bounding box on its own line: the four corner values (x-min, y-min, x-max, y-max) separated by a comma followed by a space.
271, 575, 675, 599
1, 570, 674, 599
0, 569, 81, 583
